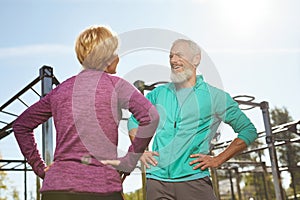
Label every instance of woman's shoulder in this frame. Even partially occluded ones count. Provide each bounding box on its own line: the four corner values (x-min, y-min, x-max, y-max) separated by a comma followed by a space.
106, 74, 131, 87
49, 75, 76, 93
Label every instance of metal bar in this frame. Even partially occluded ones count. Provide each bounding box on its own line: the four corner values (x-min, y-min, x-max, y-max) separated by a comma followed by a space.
24, 157, 27, 200
228, 169, 235, 200
234, 168, 242, 200
0, 76, 41, 112
0, 162, 10, 168
40, 66, 54, 165
225, 161, 265, 166
141, 164, 146, 200
52, 76, 60, 85
0, 159, 33, 171
0, 159, 27, 162
0, 74, 45, 141
0, 169, 32, 171
211, 167, 220, 199
0, 122, 14, 140
234, 99, 261, 107
0, 120, 9, 125
0, 66, 59, 200
260, 101, 285, 200
214, 137, 300, 155
17, 97, 30, 108
11, 163, 23, 169
31, 87, 41, 97
0, 110, 19, 117
219, 120, 300, 144
240, 145, 269, 154
216, 98, 297, 199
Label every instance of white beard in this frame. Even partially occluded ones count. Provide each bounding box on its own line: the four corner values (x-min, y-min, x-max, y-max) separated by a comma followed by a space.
170, 66, 194, 83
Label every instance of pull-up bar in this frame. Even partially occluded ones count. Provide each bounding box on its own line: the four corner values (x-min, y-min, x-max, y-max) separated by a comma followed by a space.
233, 95, 285, 200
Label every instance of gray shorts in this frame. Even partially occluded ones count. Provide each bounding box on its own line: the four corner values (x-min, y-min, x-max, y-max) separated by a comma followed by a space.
146, 177, 217, 200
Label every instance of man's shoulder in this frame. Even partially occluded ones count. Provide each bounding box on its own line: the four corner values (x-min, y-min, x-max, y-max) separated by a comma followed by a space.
150, 82, 173, 94
197, 80, 227, 95
145, 83, 173, 101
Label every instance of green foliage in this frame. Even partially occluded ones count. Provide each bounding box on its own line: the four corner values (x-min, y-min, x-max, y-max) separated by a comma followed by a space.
124, 188, 144, 200
243, 172, 276, 199
271, 106, 295, 142
0, 170, 8, 190
234, 106, 298, 199
0, 153, 8, 200
270, 106, 293, 126
0, 167, 8, 200
0, 153, 20, 200
12, 188, 20, 200
270, 107, 300, 198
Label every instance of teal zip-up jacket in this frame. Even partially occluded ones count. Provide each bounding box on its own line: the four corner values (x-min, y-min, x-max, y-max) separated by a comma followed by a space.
128, 75, 257, 179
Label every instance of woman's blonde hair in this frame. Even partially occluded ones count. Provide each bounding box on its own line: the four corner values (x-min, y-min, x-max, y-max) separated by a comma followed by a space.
75, 25, 118, 70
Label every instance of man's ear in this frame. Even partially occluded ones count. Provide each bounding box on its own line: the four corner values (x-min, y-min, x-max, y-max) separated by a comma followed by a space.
192, 53, 201, 67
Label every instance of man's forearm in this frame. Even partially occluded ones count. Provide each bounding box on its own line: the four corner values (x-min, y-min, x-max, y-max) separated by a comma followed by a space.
129, 128, 138, 142
215, 138, 247, 166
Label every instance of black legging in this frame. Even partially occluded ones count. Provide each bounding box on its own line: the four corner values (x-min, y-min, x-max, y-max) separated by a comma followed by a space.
41, 192, 124, 200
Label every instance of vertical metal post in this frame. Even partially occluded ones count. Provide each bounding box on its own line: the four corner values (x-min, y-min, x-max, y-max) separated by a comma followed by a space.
261, 162, 270, 200
228, 168, 235, 200
39, 66, 54, 165
133, 81, 146, 200
260, 101, 285, 200
259, 150, 270, 200
36, 176, 41, 200
141, 167, 146, 200
287, 144, 298, 200
253, 174, 259, 199
211, 167, 220, 199
24, 158, 27, 200
234, 167, 242, 200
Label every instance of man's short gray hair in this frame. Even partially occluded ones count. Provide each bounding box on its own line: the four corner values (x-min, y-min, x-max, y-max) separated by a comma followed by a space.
172, 39, 201, 56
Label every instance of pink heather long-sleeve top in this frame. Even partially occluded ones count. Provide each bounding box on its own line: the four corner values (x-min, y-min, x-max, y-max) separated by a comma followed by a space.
13, 69, 159, 195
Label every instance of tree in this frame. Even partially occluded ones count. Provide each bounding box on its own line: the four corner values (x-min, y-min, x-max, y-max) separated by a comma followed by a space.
239, 138, 276, 200
12, 188, 20, 200
270, 107, 293, 126
0, 154, 8, 200
270, 106, 300, 198
124, 188, 143, 200
0, 153, 20, 200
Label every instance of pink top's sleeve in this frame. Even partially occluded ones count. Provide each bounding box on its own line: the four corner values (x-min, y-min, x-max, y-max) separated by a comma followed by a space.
13, 93, 52, 179
115, 79, 159, 172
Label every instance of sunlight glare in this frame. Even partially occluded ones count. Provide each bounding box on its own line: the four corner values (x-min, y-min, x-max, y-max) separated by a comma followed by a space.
215, 0, 271, 38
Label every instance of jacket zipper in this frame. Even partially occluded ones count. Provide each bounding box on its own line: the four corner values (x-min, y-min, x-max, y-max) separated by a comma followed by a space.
167, 87, 194, 178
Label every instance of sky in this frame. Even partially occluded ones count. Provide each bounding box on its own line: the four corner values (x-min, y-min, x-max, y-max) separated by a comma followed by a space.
0, 0, 299, 199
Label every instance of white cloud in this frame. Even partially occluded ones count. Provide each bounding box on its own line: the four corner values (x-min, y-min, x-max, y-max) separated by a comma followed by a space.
0, 44, 73, 58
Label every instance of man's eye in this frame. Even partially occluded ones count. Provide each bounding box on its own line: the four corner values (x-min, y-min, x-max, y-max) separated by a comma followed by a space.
177, 53, 183, 58
169, 54, 173, 59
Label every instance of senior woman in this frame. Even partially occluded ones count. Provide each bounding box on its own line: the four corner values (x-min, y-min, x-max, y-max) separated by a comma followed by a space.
13, 25, 159, 200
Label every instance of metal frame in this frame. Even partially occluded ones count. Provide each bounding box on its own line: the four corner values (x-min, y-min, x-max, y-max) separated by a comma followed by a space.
0, 66, 59, 200
212, 119, 300, 199
1, 75, 299, 199
232, 96, 300, 200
